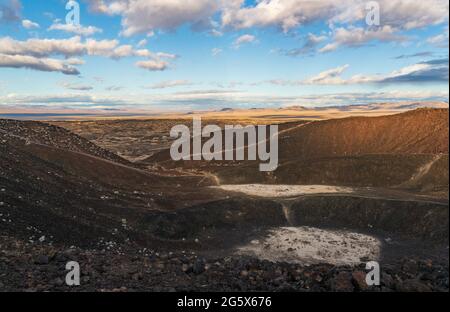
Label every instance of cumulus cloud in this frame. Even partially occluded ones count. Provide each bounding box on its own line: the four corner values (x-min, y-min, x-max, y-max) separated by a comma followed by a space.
81, 0, 449, 62
88, 0, 220, 36
319, 26, 407, 53
222, 0, 448, 32
136, 59, 169, 71
372, 0, 448, 30
66, 58, 85, 65
86, 0, 448, 35
48, 22, 103, 36
221, 0, 337, 32
233, 34, 257, 48
22, 19, 39, 29
0, 36, 176, 74
0, 36, 116, 58
82, 0, 448, 57
0, 53, 79, 75
109, 44, 134, 58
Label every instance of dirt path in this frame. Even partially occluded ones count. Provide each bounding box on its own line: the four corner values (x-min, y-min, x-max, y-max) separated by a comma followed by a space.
160, 121, 313, 162
408, 154, 443, 183
212, 184, 448, 205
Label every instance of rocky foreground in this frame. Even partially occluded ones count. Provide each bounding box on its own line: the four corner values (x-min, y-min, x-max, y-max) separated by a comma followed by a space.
0, 236, 448, 292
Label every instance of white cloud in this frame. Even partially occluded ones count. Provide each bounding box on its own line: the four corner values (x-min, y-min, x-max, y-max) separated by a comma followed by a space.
62, 82, 93, 91
282, 33, 327, 56
319, 26, 407, 53
221, 0, 337, 32
147, 80, 194, 89
427, 27, 449, 47
260, 59, 448, 87
374, 0, 448, 30
82, 0, 449, 61
83, 0, 449, 42
0, 36, 114, 58
105, 85, 124, 91
1, 90, 447, 111
233, 34, 257, 48
48, 23, 103, 36
304, 65, 350, 84
89, 0, 220, 37
427, 34, 448, 45
0, 36, 176, 74
0, 36, 165, 60
109, 44, 134, 58
300, 60, 449, 85
137, 39, 147, 48
136, 59, 169, 71
212, 48, 223, 56
210, 29, 224, 37
87, 0, 132, 15
381, 59, 449, 83
155, 52, 178, 59
0, 53, 79, 75
222, 0, 448, 32
133, 49, 178, 59
22, 19, 39, 29
66, 58, 85, 65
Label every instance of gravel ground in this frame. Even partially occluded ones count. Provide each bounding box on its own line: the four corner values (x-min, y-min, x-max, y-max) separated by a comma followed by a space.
0, 236, 448, 292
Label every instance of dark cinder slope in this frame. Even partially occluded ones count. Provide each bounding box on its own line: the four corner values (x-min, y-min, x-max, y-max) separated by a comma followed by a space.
0, 120, 220, 247
0, 119, 128, 164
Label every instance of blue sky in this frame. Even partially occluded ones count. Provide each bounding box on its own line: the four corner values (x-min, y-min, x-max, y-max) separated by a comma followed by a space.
0, 0, 448, 113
